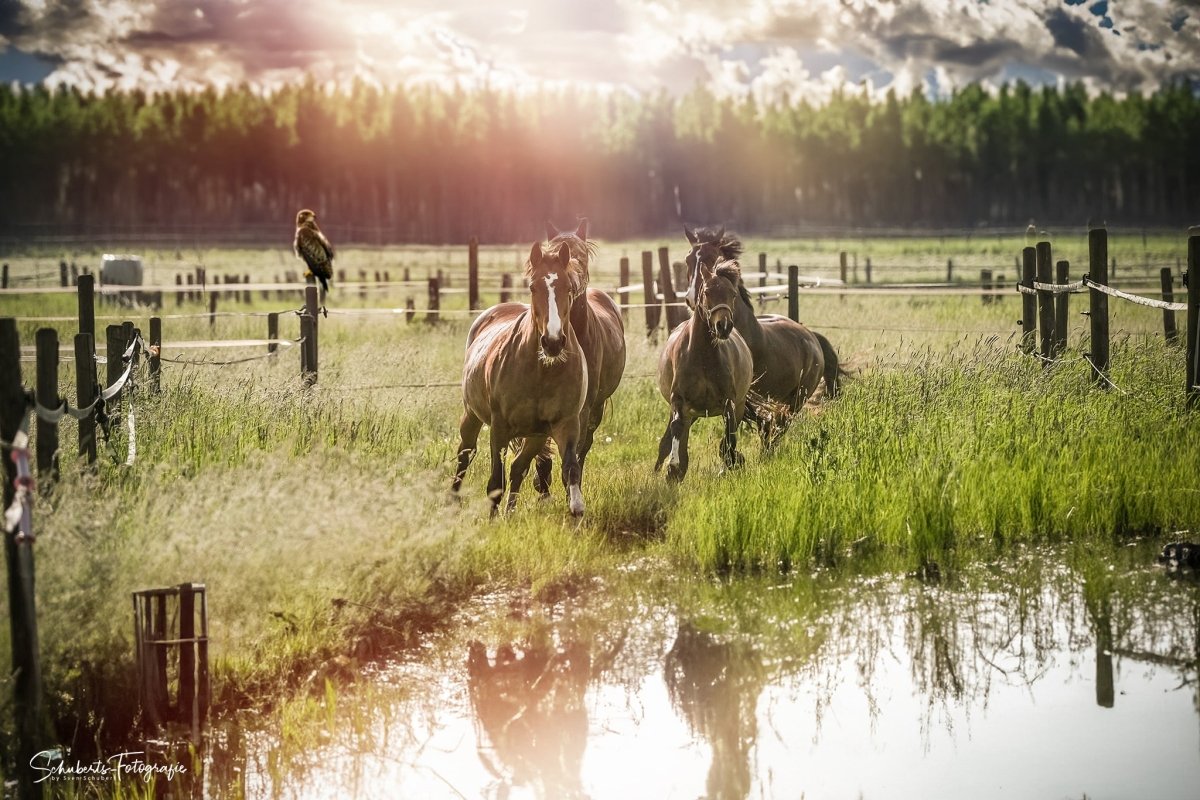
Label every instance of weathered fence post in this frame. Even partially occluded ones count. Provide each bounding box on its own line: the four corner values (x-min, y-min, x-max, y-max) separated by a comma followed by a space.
148, 317, 161, 393
1160, 267, 1179, 345
74, 333, 96, 463
1020, 247, 1036, 353
865, 257, 872, 284
175, 274, 183, 306
267, 313, 279, 355
618, 257, 629, 321
981, 269, 993, 305
208, 292, 217, 329
1, 318, 45, 800
1186, 227, 1199, 407
35, 329, 58, 481
242, 274, 251, 304
788, 265, 799, 322
659, 247, 686, 331
673, 260, 685, 292
1054, 260, 1069, 357
499, 273, 512, 304
1036, 242, 1055, 363
1111, 257, 1117, 280
426, 276, 440, 324
468, 236, 480, 311
1088, 226, 1111, 387
304, 285, 319, 382
839, 252, 847, 285
299, 312, 315, 385
642, 251, 660, 336
106, 325, 123, 416
405, 297, 415, 324
58, 262, 67, 288
757, 253, 767, 309
1, 263, 7, 289
947, 258, 954, 284
77, 274, 95, 352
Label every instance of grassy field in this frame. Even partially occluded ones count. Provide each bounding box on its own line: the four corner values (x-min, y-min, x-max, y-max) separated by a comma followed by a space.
0, 232, 1196, 776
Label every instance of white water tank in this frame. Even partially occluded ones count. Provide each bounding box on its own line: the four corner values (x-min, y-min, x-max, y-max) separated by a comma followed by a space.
101, 254, 143, 285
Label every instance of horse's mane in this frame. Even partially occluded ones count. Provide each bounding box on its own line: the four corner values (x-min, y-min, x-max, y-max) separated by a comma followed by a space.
714, 261, 753, 307
693, 227, 743, 262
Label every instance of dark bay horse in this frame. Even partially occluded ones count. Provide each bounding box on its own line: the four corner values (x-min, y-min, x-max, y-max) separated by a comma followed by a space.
684, 226, 843, 420
655, 260, 754, 482
530, 219, 626, 496
453, 242, 589, 516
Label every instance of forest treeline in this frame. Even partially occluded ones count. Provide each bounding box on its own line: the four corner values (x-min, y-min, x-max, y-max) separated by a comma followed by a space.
1, 79, 1197, 243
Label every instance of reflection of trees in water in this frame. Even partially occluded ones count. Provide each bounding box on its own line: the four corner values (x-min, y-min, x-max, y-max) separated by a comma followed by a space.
663, 622, 766, 800
466, 627, 625, 800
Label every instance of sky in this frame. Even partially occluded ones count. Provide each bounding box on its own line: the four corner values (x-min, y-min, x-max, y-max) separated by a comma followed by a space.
0, 0, 1197, 102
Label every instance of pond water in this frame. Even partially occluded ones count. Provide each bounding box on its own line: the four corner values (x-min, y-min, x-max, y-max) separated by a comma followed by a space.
208, 539, 1199, 799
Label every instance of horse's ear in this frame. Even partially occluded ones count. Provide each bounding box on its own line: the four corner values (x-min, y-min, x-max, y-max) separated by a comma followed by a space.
545, 220, 559, 241
574, 217, 588, 240
715, 225, 725, 241
529, 242, 542, 269
684, 226, 697, 245
556, 241, 571, 267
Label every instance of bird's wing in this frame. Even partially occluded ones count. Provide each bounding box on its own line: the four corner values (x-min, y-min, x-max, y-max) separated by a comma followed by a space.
296, 227, 333, 276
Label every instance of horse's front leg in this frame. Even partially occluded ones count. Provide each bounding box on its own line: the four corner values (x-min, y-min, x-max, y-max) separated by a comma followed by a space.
507, 435, 548, 512
532, 443, 553, 500
720, 399, 745, 471
452, 410, 483, 494
552, 421, 584, 517
486, 425, 510, 516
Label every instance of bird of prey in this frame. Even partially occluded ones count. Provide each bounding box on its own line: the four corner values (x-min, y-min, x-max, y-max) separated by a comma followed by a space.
294, 209, 334, 292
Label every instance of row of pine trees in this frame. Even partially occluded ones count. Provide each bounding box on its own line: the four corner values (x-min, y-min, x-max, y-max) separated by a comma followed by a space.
1, 79, 1197, 243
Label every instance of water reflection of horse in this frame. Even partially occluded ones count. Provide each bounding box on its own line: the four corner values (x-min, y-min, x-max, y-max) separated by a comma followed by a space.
683, 226, 843, 441
655, 256, 754, 482
664, 622, 765, 800
453, 242, 589, 516
466, 639, 591, 799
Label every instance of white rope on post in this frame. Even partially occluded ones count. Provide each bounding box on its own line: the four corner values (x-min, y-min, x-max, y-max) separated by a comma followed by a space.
1082, 276, 1188, 311
125, 401, 137, 466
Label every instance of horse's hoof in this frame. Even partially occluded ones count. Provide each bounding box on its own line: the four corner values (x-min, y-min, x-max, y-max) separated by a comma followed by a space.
666, 466, 684, 483
568, 485, 585, 517
538, 491, 553, 502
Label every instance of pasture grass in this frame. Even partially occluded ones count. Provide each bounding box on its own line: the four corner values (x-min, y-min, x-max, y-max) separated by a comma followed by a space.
0, 236, 1195, 776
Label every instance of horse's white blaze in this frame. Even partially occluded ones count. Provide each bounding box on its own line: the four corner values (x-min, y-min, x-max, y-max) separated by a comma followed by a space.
545, 273, 561, 339
568, 484, 584, 515
668, 437, 680, 466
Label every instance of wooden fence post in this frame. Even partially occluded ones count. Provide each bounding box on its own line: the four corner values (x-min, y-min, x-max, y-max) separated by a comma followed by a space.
58, 262, 67, 288
1020, 247, 1036, 354
299, 313, 315, 385
0, 317, 45, 800
174, 274, 183, 306
148, 317, 161, 393
947, 258, 954, 284
1088, 226, 1111, 387
208, 293, 217, 329
641, 251, 660, 336
659, 247, 686, 331
304, 285, 320, 383
618, 257, 629, 320
757, 253, 767, 308
1187, 228, 1199, 407
405, 298, 415, 324
865, 257, 872, 284
1, 263, 7, 289
788, 265, 799, 322
77, 274, 95, 351
267, 313, 279, 355
35, 328, 58, 481
426, 276, 440, 324
1036, 242, 1055, 363
106, 325, 123, 416
74, 333, 96, 463
500, 273, 512, 304
839, 252, 847, 285
981, 269, 993, 305
1160, 267, 1179, 345
1054, 260, 1069, 357
468, 236, 480, 311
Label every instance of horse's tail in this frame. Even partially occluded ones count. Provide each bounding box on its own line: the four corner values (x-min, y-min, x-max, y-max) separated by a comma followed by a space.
813, 331, 847, 400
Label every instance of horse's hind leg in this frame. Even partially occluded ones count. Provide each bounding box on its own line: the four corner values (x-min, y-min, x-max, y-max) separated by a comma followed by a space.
720, 399, 745, 471
452, 411, 484, 494
532, 444, 553, 499
507, 435, 548, 512
486, 425, 510, 516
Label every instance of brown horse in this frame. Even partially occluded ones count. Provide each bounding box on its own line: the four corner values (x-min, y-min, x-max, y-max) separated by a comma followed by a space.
453, 241, 589, 516
684, 226, 842, 428
655, 260, 754, 482
529, 219, 627, 496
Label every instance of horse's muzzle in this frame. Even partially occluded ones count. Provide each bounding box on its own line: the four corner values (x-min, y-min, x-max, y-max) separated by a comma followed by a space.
540, 333, 566, 358
714, 318, 734, 340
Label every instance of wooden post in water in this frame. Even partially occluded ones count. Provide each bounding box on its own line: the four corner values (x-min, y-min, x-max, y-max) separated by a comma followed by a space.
426, 276, 440, 324
1020, 247, 1037, 353
1036, 242, 1055, 363
1, 318, 46, 800
788, 265, 799, 322
618, 258, 629, 321
267, 313, 279, 355
1088, 226, 1111, 387
1187, 228, 1199, 407
148, 317, 161, 393
35, 328, 59, 480
468, 236, 480, 311
1054, 261, 1069, 357
642, 251, 661, 336
1160, 267, 1178, 345
74, 333, 96, 464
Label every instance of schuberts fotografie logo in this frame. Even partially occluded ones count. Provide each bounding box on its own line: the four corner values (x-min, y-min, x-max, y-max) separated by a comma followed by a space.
30, 749, 187, 784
